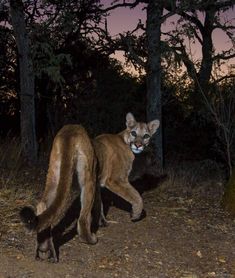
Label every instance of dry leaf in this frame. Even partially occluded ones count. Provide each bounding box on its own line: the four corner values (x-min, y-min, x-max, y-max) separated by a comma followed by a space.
196, 250, 202, 258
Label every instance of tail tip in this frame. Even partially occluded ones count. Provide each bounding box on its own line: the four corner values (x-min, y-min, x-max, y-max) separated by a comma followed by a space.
20, 206, 38, 231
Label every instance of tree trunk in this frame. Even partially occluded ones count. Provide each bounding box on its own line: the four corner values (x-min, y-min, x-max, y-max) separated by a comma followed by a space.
10, 0, 37, 164
146, 0, 164, 171
197, 10, 214, 94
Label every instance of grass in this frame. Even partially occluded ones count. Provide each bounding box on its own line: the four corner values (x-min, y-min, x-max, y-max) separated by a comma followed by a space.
156, 158, 225, 203
0, 188, 35, 235
0, 133, 22, 167
0, 135, 46, 238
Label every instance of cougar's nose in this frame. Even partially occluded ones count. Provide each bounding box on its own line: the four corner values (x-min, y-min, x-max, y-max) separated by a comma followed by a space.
135, 142, 142, 148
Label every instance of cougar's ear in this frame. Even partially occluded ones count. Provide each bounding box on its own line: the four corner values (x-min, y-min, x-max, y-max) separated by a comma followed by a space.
148, 119, 160, 136
126, 112, 137, 129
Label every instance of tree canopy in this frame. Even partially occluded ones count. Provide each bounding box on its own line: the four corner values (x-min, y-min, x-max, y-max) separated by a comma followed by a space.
0, 0, 234, 171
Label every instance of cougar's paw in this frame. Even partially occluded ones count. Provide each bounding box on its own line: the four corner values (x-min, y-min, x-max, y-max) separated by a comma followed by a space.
35, 250, 49, 261
48, 255, 59, 263
36, 250, 58, 263
131, 209, 146, 222
79, 233, 98, 245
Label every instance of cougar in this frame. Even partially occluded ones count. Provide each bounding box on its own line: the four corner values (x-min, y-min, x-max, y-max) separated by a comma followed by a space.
94, 112, 160, 223
20, 125, 98, 262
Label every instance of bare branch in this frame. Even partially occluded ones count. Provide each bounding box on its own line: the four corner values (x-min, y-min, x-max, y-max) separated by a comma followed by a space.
162, 31, 198, 80
190, 26, 203, 45
161, 10, 175, 22
129, 19, 145, 33
214, 23, 235, 31
214, 52, 235, 61
177, 12, 204, 34
99, 0, 142, 13
212, 0, 235, 10
212, 74, 235, 84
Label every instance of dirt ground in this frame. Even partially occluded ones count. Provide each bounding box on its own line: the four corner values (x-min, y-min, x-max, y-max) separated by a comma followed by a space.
1, 164, 235, 278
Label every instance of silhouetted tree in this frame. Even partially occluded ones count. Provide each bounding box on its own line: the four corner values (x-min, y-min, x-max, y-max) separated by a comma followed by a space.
100, 0, 235, 170
100, 0, 179, 170
10, 0, 37, 163
146, 0, 164, 169
165, 0, 235, 96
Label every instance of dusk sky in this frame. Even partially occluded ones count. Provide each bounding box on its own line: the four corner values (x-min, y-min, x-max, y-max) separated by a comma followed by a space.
101, 1, 235, 73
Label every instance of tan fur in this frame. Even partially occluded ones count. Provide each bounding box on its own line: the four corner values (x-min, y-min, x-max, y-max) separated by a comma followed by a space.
28, 125, 98, 262
36, 125, 97, 242
25, 114, 159, 261
94, 113, 160, 221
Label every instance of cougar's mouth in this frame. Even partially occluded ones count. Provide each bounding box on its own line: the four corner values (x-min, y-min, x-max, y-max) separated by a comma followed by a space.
130, 143, 144, 154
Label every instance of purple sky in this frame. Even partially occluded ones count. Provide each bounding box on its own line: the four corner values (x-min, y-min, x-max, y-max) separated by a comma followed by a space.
101, 1, 235, 73
105, 2, 146, 35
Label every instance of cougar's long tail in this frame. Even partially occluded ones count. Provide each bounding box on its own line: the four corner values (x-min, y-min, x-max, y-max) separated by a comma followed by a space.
20, 139, 74, 232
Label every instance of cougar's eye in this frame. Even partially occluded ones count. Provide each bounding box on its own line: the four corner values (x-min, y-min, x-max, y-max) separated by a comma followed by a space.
143, 134, 150, 139
131, 131, 137, 137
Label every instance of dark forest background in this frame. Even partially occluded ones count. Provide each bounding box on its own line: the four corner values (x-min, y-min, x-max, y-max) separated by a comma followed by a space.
0, 0, 234, 179
1, 2, 235, 274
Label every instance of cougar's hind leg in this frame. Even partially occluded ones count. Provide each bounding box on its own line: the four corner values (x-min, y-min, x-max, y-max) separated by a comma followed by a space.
48, 236, 58, 263
35, 202, 50, 261
36, 228, 58, 263
76, 158, 98, 245
36, 201, 58, 262
105, 179, 145, 222
35, 150, 61, 262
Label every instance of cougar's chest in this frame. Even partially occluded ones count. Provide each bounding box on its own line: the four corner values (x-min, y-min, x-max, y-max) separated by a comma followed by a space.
116, 143, 134, 174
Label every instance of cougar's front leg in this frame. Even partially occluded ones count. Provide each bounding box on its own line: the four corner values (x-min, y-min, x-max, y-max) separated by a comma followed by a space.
105, 179, 145, 222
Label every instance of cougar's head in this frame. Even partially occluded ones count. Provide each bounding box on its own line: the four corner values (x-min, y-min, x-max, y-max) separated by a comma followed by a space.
124, 112, 160, 154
